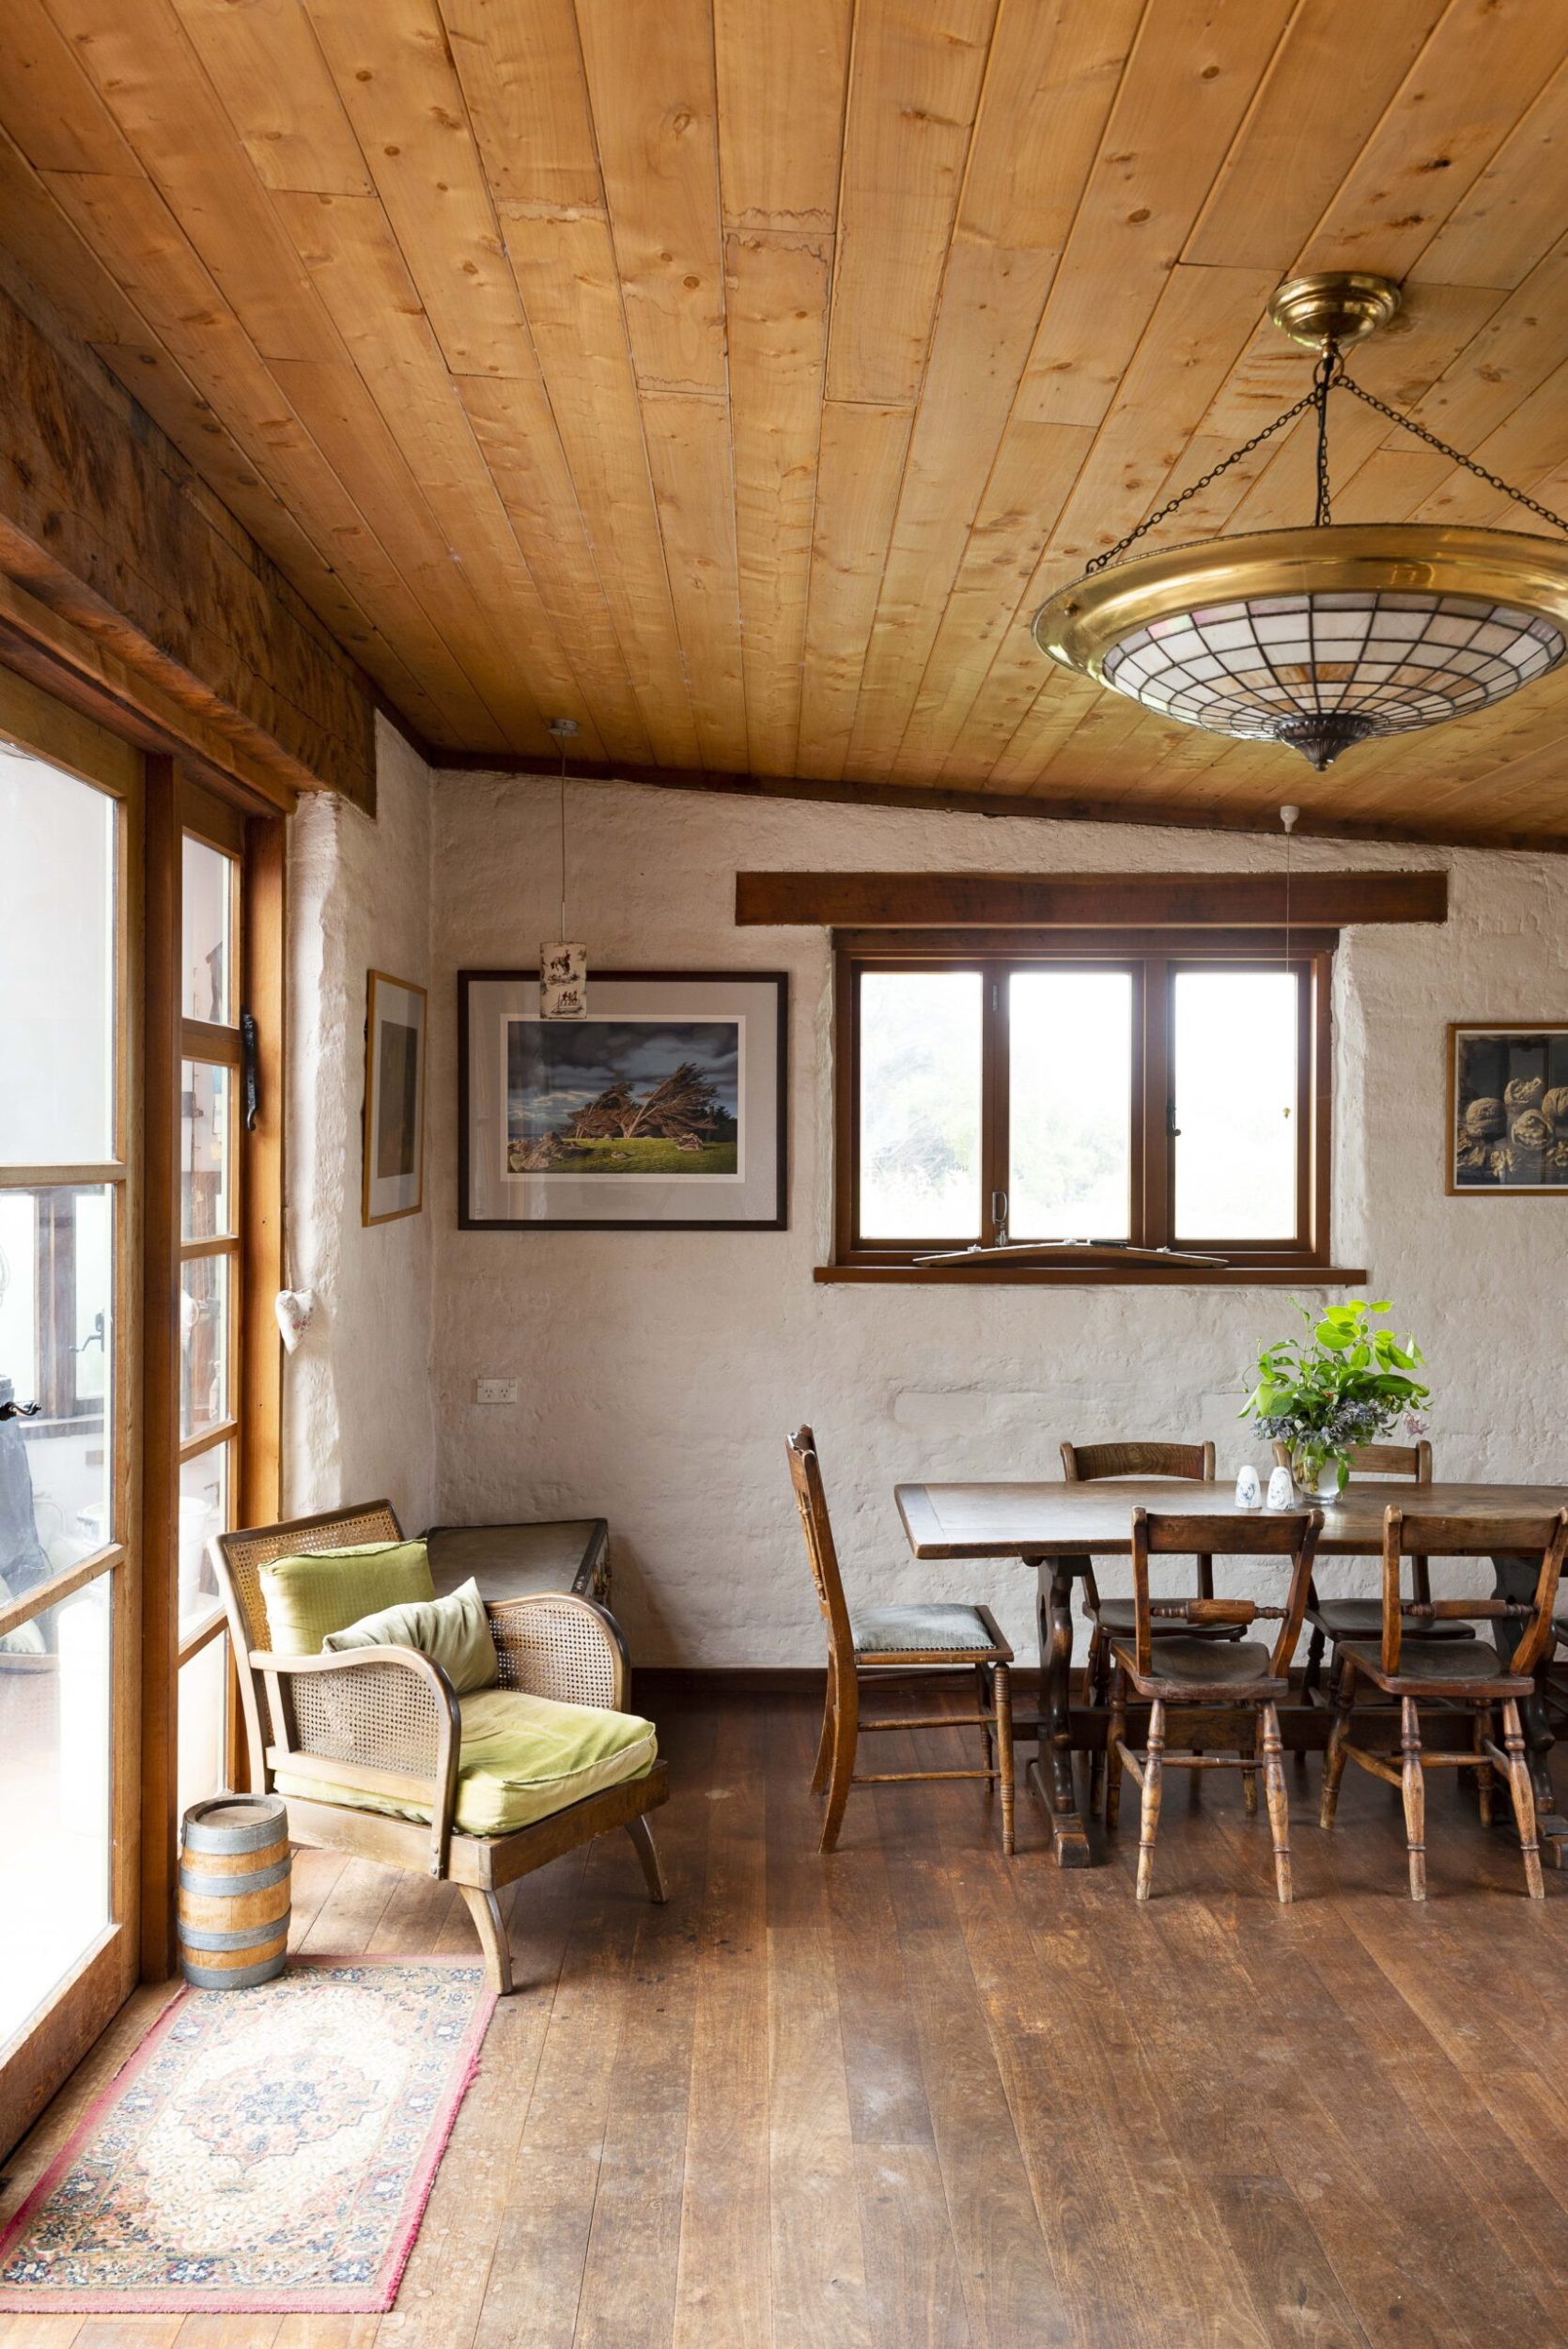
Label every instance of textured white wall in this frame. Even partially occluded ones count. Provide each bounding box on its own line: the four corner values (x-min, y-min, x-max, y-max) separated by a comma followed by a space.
283, 715, 436, 1533
426, 773, 1568, 1666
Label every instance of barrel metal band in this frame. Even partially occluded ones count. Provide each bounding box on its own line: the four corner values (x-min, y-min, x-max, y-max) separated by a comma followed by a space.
179, 1856, 291, 1899
179, 1912, 292, 1952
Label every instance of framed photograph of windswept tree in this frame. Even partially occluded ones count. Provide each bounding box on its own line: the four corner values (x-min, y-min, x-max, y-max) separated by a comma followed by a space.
458, 971, 788, 1229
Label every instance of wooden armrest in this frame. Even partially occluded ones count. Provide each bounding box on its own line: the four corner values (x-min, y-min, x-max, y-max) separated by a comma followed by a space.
255, 1643, 461, 1877
486, 1591, 630, 1711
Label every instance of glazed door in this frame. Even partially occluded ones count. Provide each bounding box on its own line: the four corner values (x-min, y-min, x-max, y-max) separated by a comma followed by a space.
0, 691, 143, 2151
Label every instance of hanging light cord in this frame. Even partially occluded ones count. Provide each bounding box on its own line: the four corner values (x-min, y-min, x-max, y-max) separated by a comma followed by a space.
557, 734, 568, 940
1079, 347, 1568, 581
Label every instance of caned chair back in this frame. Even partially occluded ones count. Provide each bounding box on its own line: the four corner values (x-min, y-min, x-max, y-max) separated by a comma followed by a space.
210, 1500, 403, 1791
1128, 1508, 1323, 1680
1271, 1438, 1433, 1481
1376, 1506, 1568, 1677
786, 1428, 854, 1676
1063, 1439, 1217, 1602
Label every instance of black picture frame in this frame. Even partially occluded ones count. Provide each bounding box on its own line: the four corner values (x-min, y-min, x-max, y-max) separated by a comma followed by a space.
458, 969, 789, 1231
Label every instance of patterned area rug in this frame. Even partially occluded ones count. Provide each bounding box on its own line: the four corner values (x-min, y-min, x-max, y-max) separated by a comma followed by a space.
0, 1957, 496, 2313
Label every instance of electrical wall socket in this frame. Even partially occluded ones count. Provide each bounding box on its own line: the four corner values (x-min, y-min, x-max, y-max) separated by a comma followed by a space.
474, 1377, 519, 1406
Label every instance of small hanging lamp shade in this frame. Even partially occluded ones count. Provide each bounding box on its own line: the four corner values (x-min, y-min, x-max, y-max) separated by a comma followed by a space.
1032, 274, 1568, 769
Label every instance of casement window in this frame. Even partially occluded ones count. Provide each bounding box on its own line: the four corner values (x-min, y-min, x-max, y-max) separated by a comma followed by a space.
831, 933, 1337, 1281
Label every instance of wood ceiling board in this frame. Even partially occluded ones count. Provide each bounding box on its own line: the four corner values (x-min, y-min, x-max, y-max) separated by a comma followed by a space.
442, 0, 605, 217
796, 398, 914, 781
713, 0, 851, 233
303, 0, 540, 380
0, 0, 146, 176
1410, 52, 1568, 292
726, 230, 831, 778
955, 0, 1143, 254
640, 389, 750, 772
1405, 234, 1568, 456
1014, 0, 1297, 432
167, 0, 374, 196
825, 0, 1000, 408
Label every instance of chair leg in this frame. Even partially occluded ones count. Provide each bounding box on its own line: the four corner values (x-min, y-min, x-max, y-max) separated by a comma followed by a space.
1136, 1699, 1165, 1902
1320, 1659, 1357, 1829
995, 1661, 1015, 1858
626, 1813, 667, 1903
1241, 1716, 1259, 1816
820, 1671, 859, 1853
810, 1656, 837, 1797
1085, 1624, 1106, 1813
1261, 1702, 1292, 1905
1400, 1697, 1426, 1904
977, 1663, 995, 1777
1106, 1662, 1127, 1834
1500, 1697, 1545, 1901
1473, 1702, 1495, 1828
1302, 1624, 1327, 1703
458, 1885, 514, 1996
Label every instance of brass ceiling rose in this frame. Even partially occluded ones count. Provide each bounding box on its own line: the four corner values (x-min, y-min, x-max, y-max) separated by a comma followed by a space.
1267, 272, 1402, 349
1032, 270, 1568, 770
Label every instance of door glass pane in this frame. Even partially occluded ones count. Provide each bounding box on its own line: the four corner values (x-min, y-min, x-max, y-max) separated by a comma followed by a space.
1009, 972, 1133, 1238
179, 1442, 228, 1642
0, 1186, 113, 1584
0, 1575, 112, 2047
180, 1253, 229, 1439
1173, 970, 1300, 1239
0, 749, 116, 1166
177, 1634, 229, 1821
181, 1062, 233, 1238
858, 971, 983, 1238
182, 835, 233, 1023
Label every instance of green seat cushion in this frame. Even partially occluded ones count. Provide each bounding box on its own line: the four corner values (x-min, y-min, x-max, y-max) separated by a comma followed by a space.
323, 1575, 499, 1695
259, 1539, 435, 1656
274, 1686, 658, 1837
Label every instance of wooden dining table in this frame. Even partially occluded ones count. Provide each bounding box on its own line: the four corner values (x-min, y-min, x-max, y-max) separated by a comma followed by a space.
895, 1477, 1568, 1868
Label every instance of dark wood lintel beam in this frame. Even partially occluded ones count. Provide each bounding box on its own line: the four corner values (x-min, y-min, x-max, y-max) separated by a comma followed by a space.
737, 870, 1448, 929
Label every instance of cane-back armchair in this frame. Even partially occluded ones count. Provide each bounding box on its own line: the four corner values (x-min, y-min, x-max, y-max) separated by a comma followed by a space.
211, 1500, 668, 1992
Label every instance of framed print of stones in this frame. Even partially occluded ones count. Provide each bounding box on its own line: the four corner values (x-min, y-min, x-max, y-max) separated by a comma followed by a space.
363, 970, 427, 1224
1447, 1023, 1568, 1193
458, 971, 787, 1230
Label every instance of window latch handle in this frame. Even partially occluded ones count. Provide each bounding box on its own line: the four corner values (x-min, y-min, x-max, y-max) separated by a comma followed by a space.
1167, 1099, 1181, 1138
241, 1007, 260, 1132
990, 1188, 1009, 1243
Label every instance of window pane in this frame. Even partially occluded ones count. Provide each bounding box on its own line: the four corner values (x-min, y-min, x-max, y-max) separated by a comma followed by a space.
0, 749, 116, 1165
179, 1441, 228, 1642
181, 1062, 233, 1238
177, 1634, 229, 1821
859, 972, 983, 1238
180, 1252, 229, 1439
181, 834, 233, 1024
1008, 971, 1133, 1238
0, 1187, 113, 1577
1173, 970, 1300, 1239
0, 1574, 112, 2047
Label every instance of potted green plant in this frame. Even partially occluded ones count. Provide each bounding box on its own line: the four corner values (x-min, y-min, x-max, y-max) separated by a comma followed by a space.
1241, 1299, 1430, 1501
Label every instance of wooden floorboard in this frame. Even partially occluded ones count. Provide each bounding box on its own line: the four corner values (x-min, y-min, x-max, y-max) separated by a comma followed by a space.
8, 1688, 1568, 2347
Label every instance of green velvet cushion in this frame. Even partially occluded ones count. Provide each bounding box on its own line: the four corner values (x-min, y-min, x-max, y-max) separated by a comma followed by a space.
322, 1575, 499, 1695
274, 1686, 658, 1836
259, 1539, 435, 1656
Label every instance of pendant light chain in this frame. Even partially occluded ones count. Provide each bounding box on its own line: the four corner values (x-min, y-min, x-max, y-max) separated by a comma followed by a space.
1337, 375, 1568, 537
1312, 344, 1343, 528
1080, 385, 1322, 575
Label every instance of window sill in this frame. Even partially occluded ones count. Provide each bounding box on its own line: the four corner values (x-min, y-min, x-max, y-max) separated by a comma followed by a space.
815, 1263, 1370, 1288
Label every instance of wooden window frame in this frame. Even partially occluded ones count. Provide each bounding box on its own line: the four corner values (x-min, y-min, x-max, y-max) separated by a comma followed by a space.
829, 927, 1355, 1286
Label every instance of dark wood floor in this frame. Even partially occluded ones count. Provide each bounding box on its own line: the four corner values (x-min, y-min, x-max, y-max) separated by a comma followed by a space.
7, 1684, 1568, 2348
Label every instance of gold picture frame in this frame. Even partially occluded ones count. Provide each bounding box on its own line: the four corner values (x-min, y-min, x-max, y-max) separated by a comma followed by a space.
363, 968, 427, 1224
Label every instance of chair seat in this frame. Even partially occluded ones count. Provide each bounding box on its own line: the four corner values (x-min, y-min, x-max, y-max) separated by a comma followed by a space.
852, 1602, 1010, 1661
1309, 1598, 1469, 1641
275, 1685, 659, 1836
1092, 1597, 1240, 1640
1110, 1636, 1284, 1700
1336, 1639, 1531, 1697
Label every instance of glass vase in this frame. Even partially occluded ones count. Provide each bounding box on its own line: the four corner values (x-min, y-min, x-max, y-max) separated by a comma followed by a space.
1290, 1439, 1349, 1502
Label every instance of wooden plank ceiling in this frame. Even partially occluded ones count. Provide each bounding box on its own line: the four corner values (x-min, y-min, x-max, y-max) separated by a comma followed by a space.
5, 0, 1568, 842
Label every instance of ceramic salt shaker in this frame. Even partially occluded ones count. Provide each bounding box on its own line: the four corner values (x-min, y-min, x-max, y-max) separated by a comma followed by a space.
1265, 1465, 1296, 1512
1234, 1465, 1262, 1510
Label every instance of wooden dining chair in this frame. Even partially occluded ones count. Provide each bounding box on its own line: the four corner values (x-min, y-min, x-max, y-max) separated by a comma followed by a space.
787, 1427, 1014, 1855
1272, 1439, 1466, 1701
1063, 1440, 1231, 1810
1319, 1504, 1568, 1901
1106, 1507, 1324, 1902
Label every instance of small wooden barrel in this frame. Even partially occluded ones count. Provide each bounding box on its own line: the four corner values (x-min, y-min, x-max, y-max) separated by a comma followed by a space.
179, 1796, 290, 1988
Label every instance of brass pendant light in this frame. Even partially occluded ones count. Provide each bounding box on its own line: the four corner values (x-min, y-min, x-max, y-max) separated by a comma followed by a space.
1032, 273, 1568, 770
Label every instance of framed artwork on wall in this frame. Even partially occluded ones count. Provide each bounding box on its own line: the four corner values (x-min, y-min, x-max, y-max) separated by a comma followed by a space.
363, 968, 427, 1224
458, 969, 788, 1230
1447, 1022, 1568, 1193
